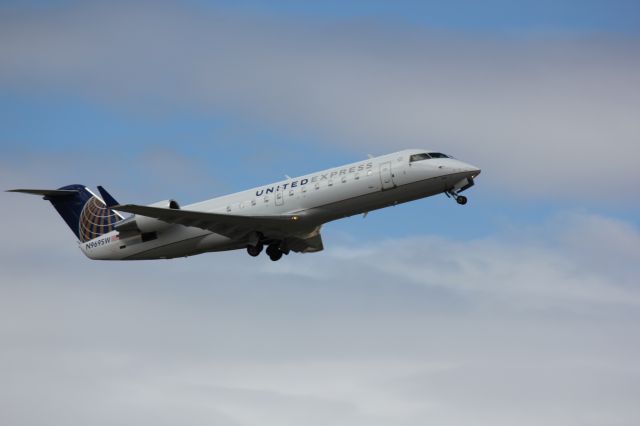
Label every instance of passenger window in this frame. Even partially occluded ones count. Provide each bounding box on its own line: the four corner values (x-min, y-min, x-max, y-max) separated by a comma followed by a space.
289, 189, 294, 196
341, 176, 347, 183
251, 200, 256, 206
315, 182, 320, 190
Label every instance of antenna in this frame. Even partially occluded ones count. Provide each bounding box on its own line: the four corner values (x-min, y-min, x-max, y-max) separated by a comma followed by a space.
367, 154, 373, 159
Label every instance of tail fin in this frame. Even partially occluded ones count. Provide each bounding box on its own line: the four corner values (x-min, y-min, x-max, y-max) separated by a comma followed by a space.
8, 184, 123, 242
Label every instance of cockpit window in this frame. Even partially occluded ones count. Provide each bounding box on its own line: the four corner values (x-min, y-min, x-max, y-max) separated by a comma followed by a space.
409, 153, 431, 162
428, 152, 450, 158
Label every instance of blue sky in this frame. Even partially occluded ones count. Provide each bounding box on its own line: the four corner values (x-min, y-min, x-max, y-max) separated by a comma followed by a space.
209, 0, 640, 33
1, 2, 639, 425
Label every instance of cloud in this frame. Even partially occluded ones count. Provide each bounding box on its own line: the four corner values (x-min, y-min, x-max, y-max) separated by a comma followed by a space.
0, 4, 639, 201
1, 172, 639, 426
301, 211, 640, 313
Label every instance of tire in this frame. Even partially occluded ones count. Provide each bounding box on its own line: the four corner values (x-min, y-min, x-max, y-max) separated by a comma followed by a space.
266, 244, 283, 261
268, 250, 283, 261
247, 244, 262, 257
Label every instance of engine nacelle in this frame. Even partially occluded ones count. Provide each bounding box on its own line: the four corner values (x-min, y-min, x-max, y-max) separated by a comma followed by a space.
148, 199, 181, 209
132, 199, 180, 233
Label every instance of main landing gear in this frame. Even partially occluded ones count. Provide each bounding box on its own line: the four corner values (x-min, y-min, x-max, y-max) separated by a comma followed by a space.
246, 242, 287, 261
265, 244, 283, 261
247, 243, 263, 257
446, 190, 468, 205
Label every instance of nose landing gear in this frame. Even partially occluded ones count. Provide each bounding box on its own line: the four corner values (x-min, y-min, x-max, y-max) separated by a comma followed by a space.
446, 190, 468, 205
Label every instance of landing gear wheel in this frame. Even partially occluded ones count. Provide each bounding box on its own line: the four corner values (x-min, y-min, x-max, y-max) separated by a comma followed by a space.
456, 195, 468, 205
269, 251, 283, 261
247, 243, 263, 257
266, 244, 283, 261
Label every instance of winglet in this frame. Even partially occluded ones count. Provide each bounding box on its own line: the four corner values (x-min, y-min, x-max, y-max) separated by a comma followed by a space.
97, 186, 119, 208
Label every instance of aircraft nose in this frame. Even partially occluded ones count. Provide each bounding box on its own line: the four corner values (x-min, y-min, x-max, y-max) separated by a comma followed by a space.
435, 159, 481, 177
466, 164, 481, 176
457, 161, 481, 177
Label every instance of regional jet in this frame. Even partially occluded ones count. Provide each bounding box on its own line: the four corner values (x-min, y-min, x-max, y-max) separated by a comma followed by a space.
8, 149, 480, 261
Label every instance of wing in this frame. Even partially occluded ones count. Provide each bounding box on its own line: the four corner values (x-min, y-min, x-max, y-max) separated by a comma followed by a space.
113, 203, 323, 253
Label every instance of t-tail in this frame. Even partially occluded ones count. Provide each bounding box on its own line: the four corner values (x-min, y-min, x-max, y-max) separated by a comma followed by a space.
7, 185, 123, 242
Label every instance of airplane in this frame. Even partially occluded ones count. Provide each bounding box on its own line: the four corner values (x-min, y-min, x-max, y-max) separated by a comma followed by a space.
8, 149, 480, 261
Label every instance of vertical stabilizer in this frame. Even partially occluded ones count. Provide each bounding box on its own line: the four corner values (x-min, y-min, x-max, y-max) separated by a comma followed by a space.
8, 185, 123, 242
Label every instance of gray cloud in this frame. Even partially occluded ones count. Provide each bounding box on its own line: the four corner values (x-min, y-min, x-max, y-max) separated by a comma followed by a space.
0, 4, 639, 201
1, 175, 639, 425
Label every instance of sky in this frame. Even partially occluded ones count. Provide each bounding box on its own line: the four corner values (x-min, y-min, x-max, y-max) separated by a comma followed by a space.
1, 1, 639, 425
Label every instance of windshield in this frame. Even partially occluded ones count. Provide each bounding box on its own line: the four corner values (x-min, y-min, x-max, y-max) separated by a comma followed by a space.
409, 153, 431, 162
409, 152, 451, 162
428, 152, 450, 158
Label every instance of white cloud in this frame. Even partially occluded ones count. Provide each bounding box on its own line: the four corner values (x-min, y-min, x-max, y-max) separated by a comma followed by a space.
1, 178, 639, 426
0, 4, 638, 200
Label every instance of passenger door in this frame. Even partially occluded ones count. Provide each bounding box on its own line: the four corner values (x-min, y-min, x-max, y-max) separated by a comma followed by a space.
379, 161, 394, 190
275, 187, 285, 206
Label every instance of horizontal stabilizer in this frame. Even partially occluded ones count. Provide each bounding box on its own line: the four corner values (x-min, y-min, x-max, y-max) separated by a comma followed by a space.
6, 188, 79, 197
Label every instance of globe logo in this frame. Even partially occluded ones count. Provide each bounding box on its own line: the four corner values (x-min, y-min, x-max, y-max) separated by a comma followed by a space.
78, 197, 119, 242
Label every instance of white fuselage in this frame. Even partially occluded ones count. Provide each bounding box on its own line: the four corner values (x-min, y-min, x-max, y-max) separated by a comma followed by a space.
81, 149, 480, 260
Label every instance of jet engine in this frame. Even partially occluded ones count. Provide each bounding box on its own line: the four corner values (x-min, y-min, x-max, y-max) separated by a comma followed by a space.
117, 199, 180, 235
